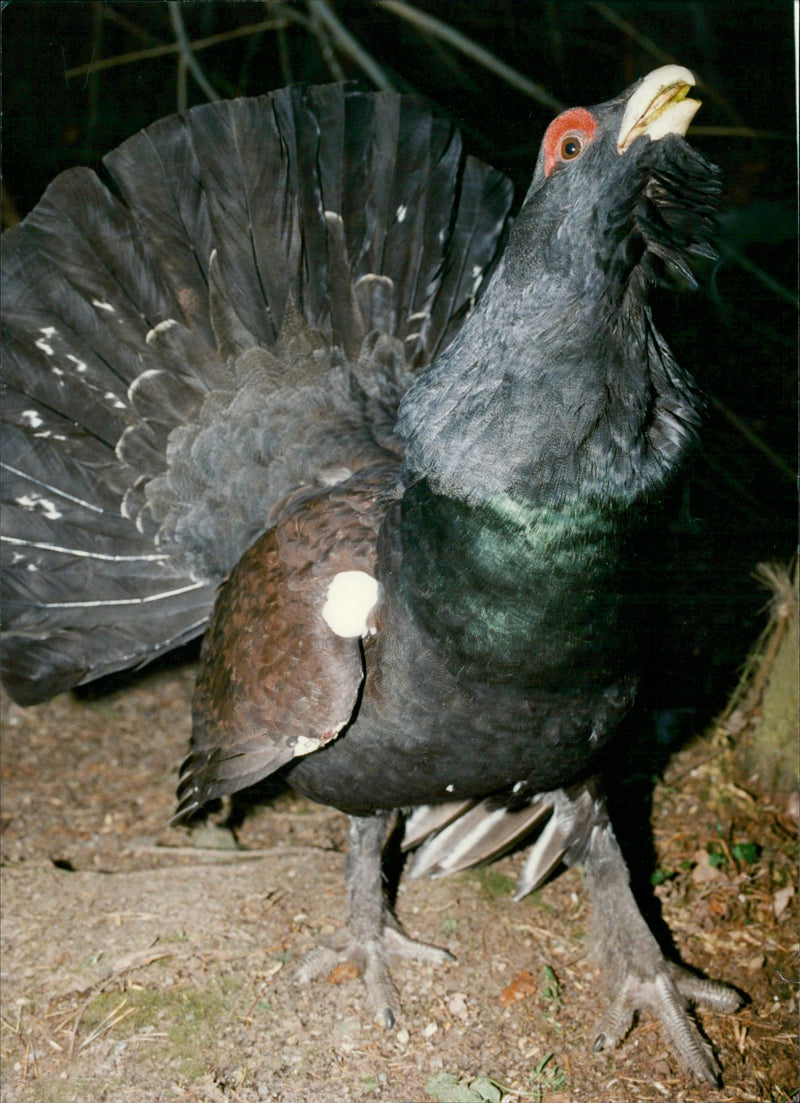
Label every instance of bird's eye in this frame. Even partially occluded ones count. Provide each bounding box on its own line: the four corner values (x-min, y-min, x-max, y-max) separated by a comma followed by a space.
543, 108, 596, 177
559, 133, 584, 161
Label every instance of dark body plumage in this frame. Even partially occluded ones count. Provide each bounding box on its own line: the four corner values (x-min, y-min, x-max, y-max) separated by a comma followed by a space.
286, 482, 640, 813
2, 71, 742, 1083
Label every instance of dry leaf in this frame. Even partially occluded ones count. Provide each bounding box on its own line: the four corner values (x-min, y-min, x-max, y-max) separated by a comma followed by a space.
326, 961, 359, 984
691, 849, 725, 884
773, 884, 795, 919
499, 970, 537, 1007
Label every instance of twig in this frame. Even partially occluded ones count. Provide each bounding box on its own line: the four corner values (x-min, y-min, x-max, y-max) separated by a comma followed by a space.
721, 561, 797, 727
78, 999, 137, 1052
67, 991, 95, 1058
63, 943, 178, 1056
275, 17, 294, 87
134, 843, 338, 859
167, 1, 220, 102
707, 392, 797, 482
378, 0, 565, 111
309, 1, 394, 90
718, 240, 799, 308
176, 51, 187, 115
2, 1004, 39, 1081
307, 1, 346, 82
64, 18, 288, 79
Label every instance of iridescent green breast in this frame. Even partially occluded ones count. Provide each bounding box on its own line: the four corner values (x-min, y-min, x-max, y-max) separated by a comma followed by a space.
398, 480, 642, 686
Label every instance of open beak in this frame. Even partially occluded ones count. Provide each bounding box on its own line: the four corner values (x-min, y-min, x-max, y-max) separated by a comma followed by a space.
617, 65, 701, 154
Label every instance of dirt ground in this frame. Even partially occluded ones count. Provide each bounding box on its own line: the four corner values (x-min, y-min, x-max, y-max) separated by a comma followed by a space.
1, 662, 797, 1103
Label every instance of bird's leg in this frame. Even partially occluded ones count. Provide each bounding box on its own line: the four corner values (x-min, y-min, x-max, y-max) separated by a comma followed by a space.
583, 812, 743, 1085
295, 812, 453, 1026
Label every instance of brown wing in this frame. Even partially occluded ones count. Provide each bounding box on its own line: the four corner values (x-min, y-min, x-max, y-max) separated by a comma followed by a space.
174, 465, 393, 818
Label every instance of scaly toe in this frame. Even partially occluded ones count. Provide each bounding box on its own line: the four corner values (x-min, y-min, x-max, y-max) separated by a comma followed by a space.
593, 968, 733, 1085
384, 923, 455, 965
293, 919, 452, 1027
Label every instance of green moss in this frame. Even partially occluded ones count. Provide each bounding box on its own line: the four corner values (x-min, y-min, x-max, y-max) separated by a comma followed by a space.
464, 867, 516, 898
78, 976, 245, 1081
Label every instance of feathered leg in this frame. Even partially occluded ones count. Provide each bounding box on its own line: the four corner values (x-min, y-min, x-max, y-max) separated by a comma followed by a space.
584, 810, 743, 1085
295, 813, 453, 1026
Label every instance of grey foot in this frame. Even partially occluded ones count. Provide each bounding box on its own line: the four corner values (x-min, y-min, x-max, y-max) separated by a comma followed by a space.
295, 917, 454, 1027
593, 959, 742, 1085
584, 803, 744, 1085
295, 813, 453, 1027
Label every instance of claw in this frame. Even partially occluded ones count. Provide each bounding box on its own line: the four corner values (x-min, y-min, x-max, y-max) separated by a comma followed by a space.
591, 963, 738, 1085
295, 920, 452, 1026
582, 809, 743, 1083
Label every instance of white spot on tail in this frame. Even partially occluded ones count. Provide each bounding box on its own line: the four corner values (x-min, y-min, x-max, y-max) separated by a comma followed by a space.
322, 571, 378, 638
16, 495, 62, 520
66, 354, 88, 372
146, 318, 179, 345
92, 299, 115, 312
21, 410, 44, 428
35, 327, 57, 355
396, 204, 407, 223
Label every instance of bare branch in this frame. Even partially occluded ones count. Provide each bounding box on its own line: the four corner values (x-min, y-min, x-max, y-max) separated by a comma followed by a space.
378, 0, 564, 111
167, 1, 221, 102
309, 1, 394, 90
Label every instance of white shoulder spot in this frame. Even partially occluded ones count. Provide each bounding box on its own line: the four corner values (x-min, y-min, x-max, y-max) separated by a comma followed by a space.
321, 571, 379, 638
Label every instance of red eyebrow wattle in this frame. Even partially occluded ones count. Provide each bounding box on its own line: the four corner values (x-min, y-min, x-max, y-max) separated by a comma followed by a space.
543, 107, 597, 176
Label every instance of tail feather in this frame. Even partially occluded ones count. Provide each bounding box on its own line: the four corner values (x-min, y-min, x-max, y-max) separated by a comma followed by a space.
1, 84, 513, 704
1, 324, 131, 450
101, 114, 217, 345
402, 800, 477, 850
404, 783, 606, 899
7, 169, 179, 375
424, 157, 513, 363
3, 428, 129, 528
1, 604, 213, 707
406, 795, 554, 880
182, 97, 304, 346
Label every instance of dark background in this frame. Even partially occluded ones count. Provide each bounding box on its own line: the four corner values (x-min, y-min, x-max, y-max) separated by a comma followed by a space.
2, 0, 797, 726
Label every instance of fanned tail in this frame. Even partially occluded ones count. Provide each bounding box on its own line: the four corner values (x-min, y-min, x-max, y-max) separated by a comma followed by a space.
1, 85, 513, 704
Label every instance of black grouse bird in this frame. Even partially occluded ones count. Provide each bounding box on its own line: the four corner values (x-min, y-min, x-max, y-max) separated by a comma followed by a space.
2, 67, 741, 1082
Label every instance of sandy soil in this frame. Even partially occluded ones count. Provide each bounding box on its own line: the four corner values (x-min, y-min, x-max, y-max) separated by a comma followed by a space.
1, 664, 797, 1103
